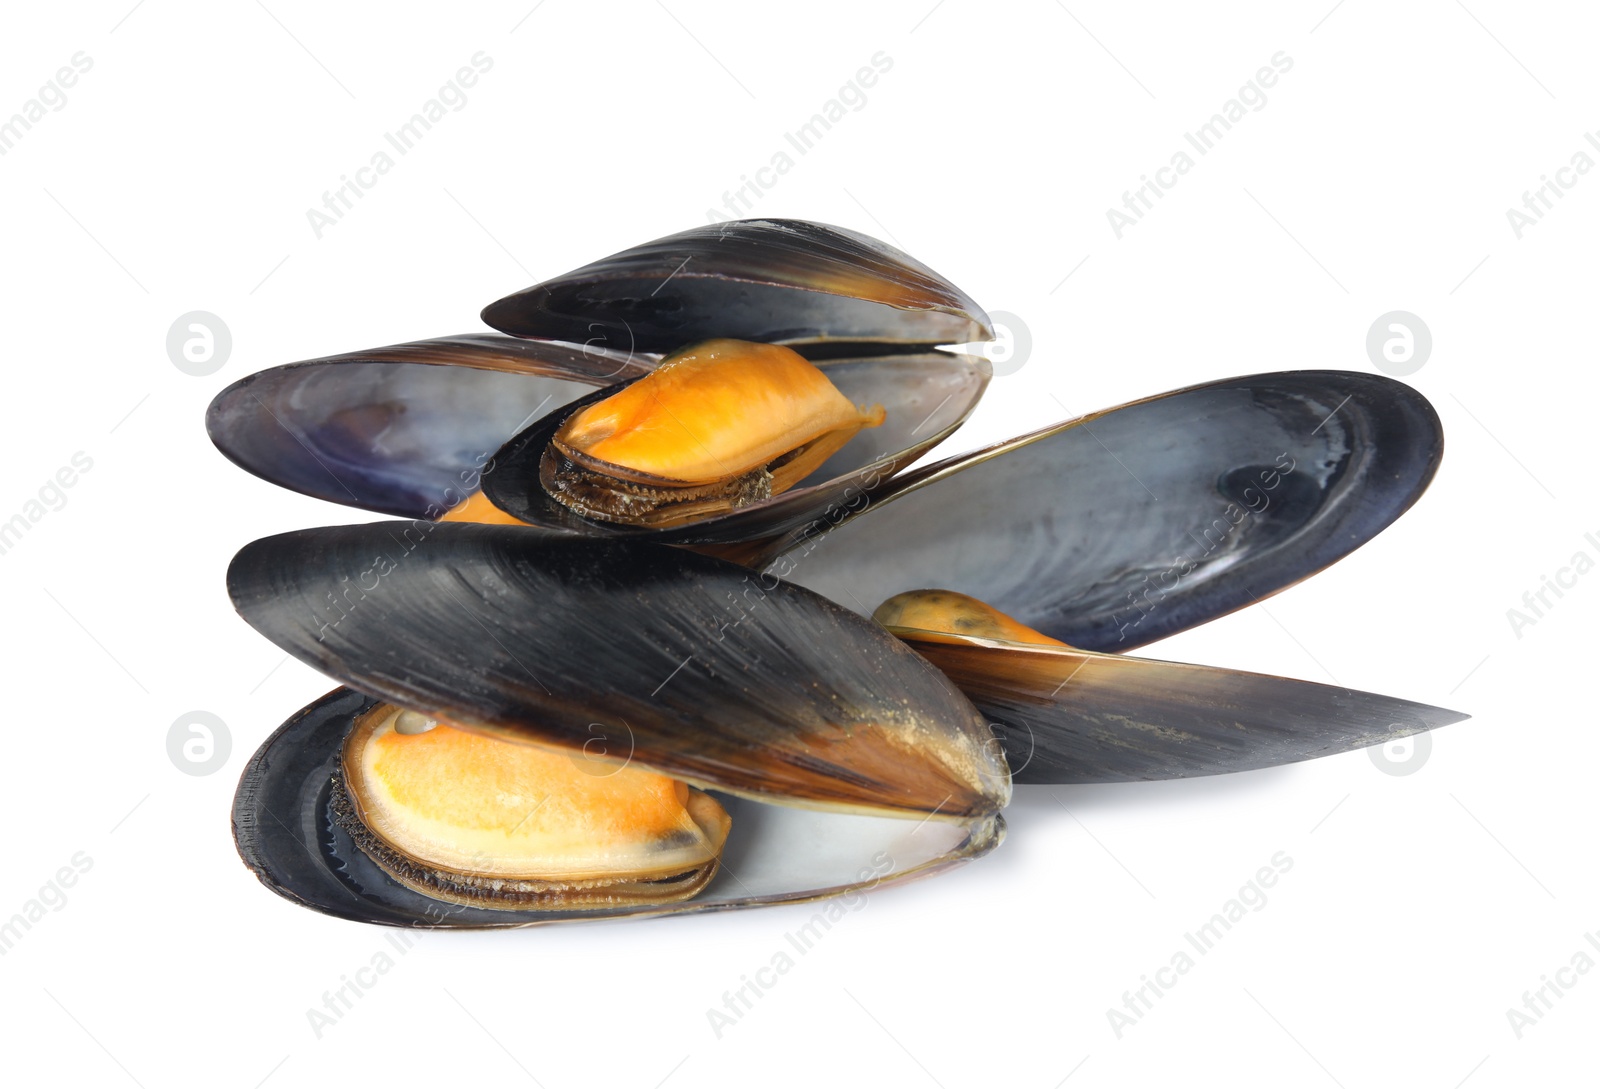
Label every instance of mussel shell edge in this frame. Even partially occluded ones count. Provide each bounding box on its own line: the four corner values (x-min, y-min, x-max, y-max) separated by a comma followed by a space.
480, 219, 992, 352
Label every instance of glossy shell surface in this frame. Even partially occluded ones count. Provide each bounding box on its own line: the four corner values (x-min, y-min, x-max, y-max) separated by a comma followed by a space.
481, 219, 992, 352
779, 371, 1444, 652
206, 335, 651, 518
888, 628, 1467, 783
227, 522, 1012, 820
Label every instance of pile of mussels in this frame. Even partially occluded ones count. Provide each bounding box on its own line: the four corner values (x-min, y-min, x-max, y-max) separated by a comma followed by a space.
209, 219, 1465, 928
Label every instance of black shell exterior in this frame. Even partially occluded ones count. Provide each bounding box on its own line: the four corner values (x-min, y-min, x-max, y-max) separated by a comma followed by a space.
205, 335, 651, 518
886, 632, 1467, 783
481, 219, 992, 352
227, 522, 1011, 820
777, 371, 1445, 653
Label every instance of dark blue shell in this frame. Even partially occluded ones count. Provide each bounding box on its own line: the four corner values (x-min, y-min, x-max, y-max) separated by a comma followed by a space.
779, 370, 1445, 653
205, 335, 650, 518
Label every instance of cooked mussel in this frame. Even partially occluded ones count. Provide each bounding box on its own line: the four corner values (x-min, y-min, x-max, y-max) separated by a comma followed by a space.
475, 220, 995, 541
483, 346, 987, 548
207, 221, 994, 544
239, 687, 1003, 927
229, 523, 1009, 926
333, 705, 731, 910
541, 339, 886, 527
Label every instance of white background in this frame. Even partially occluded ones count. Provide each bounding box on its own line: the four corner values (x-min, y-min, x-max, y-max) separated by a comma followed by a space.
1, 1, 1594, 1086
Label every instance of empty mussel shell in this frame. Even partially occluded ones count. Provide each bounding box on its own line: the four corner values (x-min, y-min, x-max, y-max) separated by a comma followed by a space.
776, 370, 1443, 652
480, 219, 992, 352
205, 335, 651, 519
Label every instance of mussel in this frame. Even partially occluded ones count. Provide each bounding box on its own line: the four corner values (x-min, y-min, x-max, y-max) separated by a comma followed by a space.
333, 705, 732, 909
206, 221, 992, 546
230, 524, 1009, 925
211, 218, 1466, 928
541, 339, 886, 527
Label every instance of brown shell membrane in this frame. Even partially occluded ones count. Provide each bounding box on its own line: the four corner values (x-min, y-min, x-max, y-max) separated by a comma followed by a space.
541, 424, 860, 529
541, 446, 772, 528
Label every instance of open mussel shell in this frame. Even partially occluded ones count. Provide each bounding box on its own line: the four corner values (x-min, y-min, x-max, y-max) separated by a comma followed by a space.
777, 371, 1444, 652
481, 219, 992, 352
885, 628, 1467, 783
235, 687, 1004, 928
227, 522, 1010, 820
205, 335, 652, 519
481, 350, 990, 546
